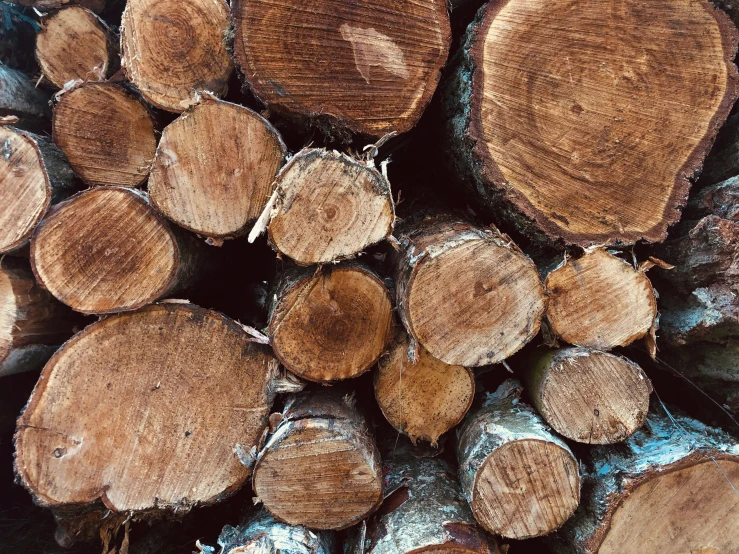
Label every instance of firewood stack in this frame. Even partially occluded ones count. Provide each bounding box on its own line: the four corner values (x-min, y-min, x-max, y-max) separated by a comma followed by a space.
1, 0, 739, 553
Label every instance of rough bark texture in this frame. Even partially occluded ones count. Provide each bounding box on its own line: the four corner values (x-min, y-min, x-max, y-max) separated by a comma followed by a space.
0, 126, 75, 254
268, 263, 393, 382
456, 380, 580, 539
7, 0, 106, 13
391, 213, 546, 367
120, 0, 233, 112
252, 388, 384, 530
265, 148, 394, 265
53, 81, 157, 187
149, 96, 287, 240
231, 0, 451, 138
551, 408, 739, 554
520, 347, 651, 444
0, 66, 51, 133
31, 187, 206, 314
0, 2, 39, 73
440, 0, 739, 247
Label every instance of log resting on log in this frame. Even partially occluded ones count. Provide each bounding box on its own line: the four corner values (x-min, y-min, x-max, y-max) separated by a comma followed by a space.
551, 408, 739, 553
0, 66, 51, 133
252, 388, 384, 530
441, 0, 739, 247
231, 0, 451, 138
457, 380, 580, 539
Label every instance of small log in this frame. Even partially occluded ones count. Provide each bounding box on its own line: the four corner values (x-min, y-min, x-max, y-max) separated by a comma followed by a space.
520, 347, 651, 444
544, 249, 657, 350
0, 66, 51, 132
268, 263, 392, 382
0, 2, 39, 72
35, 7, 116, 89
15, 303, 281, 516
0, 257, 81, 377
457, 379, 580, 539
392, 214, 546, 367
374, 329, 474, 445
7, 0, 106, 13
53, 81, 157, 187
264, 149, 394, 265
253, 388, 384, 530
441, 0, 739, 247
551, 408, 739, 553
231, 0, 451, 138
149, 96, 286, 240
0, 126, 74, 254
120, 0, 233, 113
31, 187, 206, 314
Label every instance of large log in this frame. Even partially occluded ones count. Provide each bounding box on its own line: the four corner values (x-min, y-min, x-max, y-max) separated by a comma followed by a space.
31, 187, 206, 314
551, 408, 739, 553
252, 388, 384, 530
456, 380, 580, 539
441, 0, 739, 247
0, 66, 51, 133
231, 0, 451, 138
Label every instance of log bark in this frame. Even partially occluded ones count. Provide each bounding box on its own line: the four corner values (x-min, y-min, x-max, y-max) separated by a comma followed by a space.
374, 328, 474, 445
7, 0, 106, 13
53, 81, 157, 187
268, 263, 393, 382
263, 148, 395, 265
30, 186, 206, 314
520, 347, 651, 444
149, 96, 287, 240
231, 0, 451, 138
440, 0, 739, 247
35, 7, 116, 89
15, 302, 281, 515
120, 0, 233, 113
456, 379, 580, 539
0, 126, 75, 254
391, 213, 546, 367
0, 2, 39, 73
0, 66, 51, 133
252, 388, 384, 530
544, 249, 657, 350
551, 408, 739, 554
0, 257, 82, 377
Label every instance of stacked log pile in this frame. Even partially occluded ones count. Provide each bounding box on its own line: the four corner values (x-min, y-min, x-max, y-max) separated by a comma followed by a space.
1, 0, 739, 553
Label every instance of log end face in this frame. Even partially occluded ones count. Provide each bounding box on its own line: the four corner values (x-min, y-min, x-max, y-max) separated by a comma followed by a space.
0, 268, 17, 366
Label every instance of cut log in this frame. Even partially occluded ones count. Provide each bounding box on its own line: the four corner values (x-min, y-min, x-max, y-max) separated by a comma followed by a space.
15, 302, 280, 516
441, 0, 739, 246
7, 0, 106, 13
53, 82, 157, 187
252, 388, 384, 530
0, 257, 81, 377
231, 0, 451, 138
0, 126, 75, 254
263, 149, 395, 265
149, 96, 286, 240
268, 263, 392, 382
31, 187, 206, 314
392, 214, 545, 367
520, 347, 651, 444
120, 0, 233, 113
0, 66, 51, 133
374, 329, 474, 445
551, 408, 739, 554
456, 379, 580, 539
0, 2, 40, 73
35, 7, 116, 89
544, 249, 657, 350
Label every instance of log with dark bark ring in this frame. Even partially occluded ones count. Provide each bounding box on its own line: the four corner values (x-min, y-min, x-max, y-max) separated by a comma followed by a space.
0, 66, 51, 133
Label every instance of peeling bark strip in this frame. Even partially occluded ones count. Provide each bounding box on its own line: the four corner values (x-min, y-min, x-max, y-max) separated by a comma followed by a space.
31, 187, 206, 315
0, 127, 75, 254
53, 82, 157, 188
15, 303, 280, 514
268, 263, 392, 382
253, 389, 384, 530
0, 66, 51, 133
552, 409, 739, 553
441, 0, 739, 247
120, 0, 233, 113
545, 249, 657, 350
457, 380, 580, 539
231, 0, 451, 137
149, 97, 287, 240
391, 214, 546, 367
521, 347, 651, 444
265, 149, 395, 265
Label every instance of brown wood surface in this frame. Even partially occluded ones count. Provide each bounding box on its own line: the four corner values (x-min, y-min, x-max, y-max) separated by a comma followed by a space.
6, 0, 106, 13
